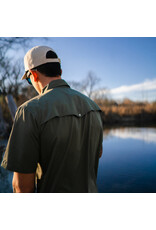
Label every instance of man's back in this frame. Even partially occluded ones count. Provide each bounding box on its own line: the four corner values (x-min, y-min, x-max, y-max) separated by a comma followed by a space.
1, 79, 103, 192
36, 80, 103, 192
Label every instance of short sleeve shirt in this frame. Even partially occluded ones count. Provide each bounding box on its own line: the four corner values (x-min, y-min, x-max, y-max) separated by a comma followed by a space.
1, 79, 103, 192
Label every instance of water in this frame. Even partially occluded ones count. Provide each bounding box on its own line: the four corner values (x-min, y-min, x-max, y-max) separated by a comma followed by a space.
0, 139, 13, 193
97, 127, 156, 193
0, 127, 156, 193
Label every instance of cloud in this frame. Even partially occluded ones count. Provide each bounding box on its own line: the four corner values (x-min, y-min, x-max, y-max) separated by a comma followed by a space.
110, 78, 156, 95
93, 78, 156, 101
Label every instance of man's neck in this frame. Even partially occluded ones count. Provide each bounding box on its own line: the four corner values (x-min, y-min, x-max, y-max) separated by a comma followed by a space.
39, 75, 61, 94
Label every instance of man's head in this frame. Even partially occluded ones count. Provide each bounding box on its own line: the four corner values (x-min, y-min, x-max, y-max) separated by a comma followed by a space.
22, 46, 62, 94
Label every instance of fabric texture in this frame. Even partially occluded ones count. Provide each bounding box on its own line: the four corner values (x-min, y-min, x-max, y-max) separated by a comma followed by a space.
1, 79, 103, 192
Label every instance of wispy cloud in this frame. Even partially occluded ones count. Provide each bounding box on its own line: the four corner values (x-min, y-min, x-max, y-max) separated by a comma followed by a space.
93, 78, 156, 101
110, 79, 156, 95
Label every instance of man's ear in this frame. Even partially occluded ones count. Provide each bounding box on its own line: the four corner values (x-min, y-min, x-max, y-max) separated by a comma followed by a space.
30, 70, 38, 82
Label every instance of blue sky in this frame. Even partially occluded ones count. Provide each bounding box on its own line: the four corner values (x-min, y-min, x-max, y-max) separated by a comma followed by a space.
14, 37, 156, 101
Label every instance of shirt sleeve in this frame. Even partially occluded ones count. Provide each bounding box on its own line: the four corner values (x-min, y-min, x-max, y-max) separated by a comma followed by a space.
1, 106, 40, 173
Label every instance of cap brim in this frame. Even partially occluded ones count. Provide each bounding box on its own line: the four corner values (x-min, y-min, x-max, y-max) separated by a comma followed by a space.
21, 72, 27, 80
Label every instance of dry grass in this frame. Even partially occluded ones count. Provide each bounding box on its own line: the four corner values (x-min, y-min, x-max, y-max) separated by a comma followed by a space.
95, 99, 156, 117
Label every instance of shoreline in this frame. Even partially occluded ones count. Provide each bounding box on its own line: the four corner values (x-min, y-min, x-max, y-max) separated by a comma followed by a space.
100, 110, 156, 127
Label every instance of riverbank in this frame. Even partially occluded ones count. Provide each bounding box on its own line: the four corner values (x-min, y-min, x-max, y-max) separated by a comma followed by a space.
101, 110, 156, 126
95, 99, 156, 127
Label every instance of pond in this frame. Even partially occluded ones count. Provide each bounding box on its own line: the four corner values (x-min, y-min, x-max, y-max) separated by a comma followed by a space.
97, 127, 156, 193
0, 127, 156, 193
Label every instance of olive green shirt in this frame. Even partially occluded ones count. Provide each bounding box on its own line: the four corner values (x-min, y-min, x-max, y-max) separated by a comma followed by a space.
1, 79, 103, 192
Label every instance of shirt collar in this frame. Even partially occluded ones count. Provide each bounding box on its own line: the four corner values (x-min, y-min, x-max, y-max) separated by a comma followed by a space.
42, 79, 70, 94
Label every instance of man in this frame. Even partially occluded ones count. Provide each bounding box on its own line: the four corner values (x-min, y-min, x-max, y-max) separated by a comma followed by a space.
1, 46, 103, 193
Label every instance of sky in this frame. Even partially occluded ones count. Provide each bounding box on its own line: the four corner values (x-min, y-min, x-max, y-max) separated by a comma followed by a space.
11, 37, 156, 102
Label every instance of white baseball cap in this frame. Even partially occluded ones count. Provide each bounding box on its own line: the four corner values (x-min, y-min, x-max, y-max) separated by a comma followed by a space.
22, 46, 61, 80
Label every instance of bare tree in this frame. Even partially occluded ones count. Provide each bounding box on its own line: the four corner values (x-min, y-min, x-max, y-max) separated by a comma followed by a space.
0, 56, 23, 98
93, 87, 110, 100
68, 81, 84, 92
0, 37, 41, 97
69, 71, 101, 99
0, 55, 11, 95
0, 37, 48, 51
0, 37, 30, 96
0, 37, 30, 51
7, 60, 23, 100
0, 37, 49, 97
82, 71, 100, 98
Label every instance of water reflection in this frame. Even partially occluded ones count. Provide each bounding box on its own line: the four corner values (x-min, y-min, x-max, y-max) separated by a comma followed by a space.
97, 127, 156, 193
108, 127, 156, 144
0, 167, 13, 193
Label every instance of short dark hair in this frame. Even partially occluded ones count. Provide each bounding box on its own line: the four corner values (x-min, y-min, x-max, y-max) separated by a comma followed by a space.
32, 50, 61, 77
